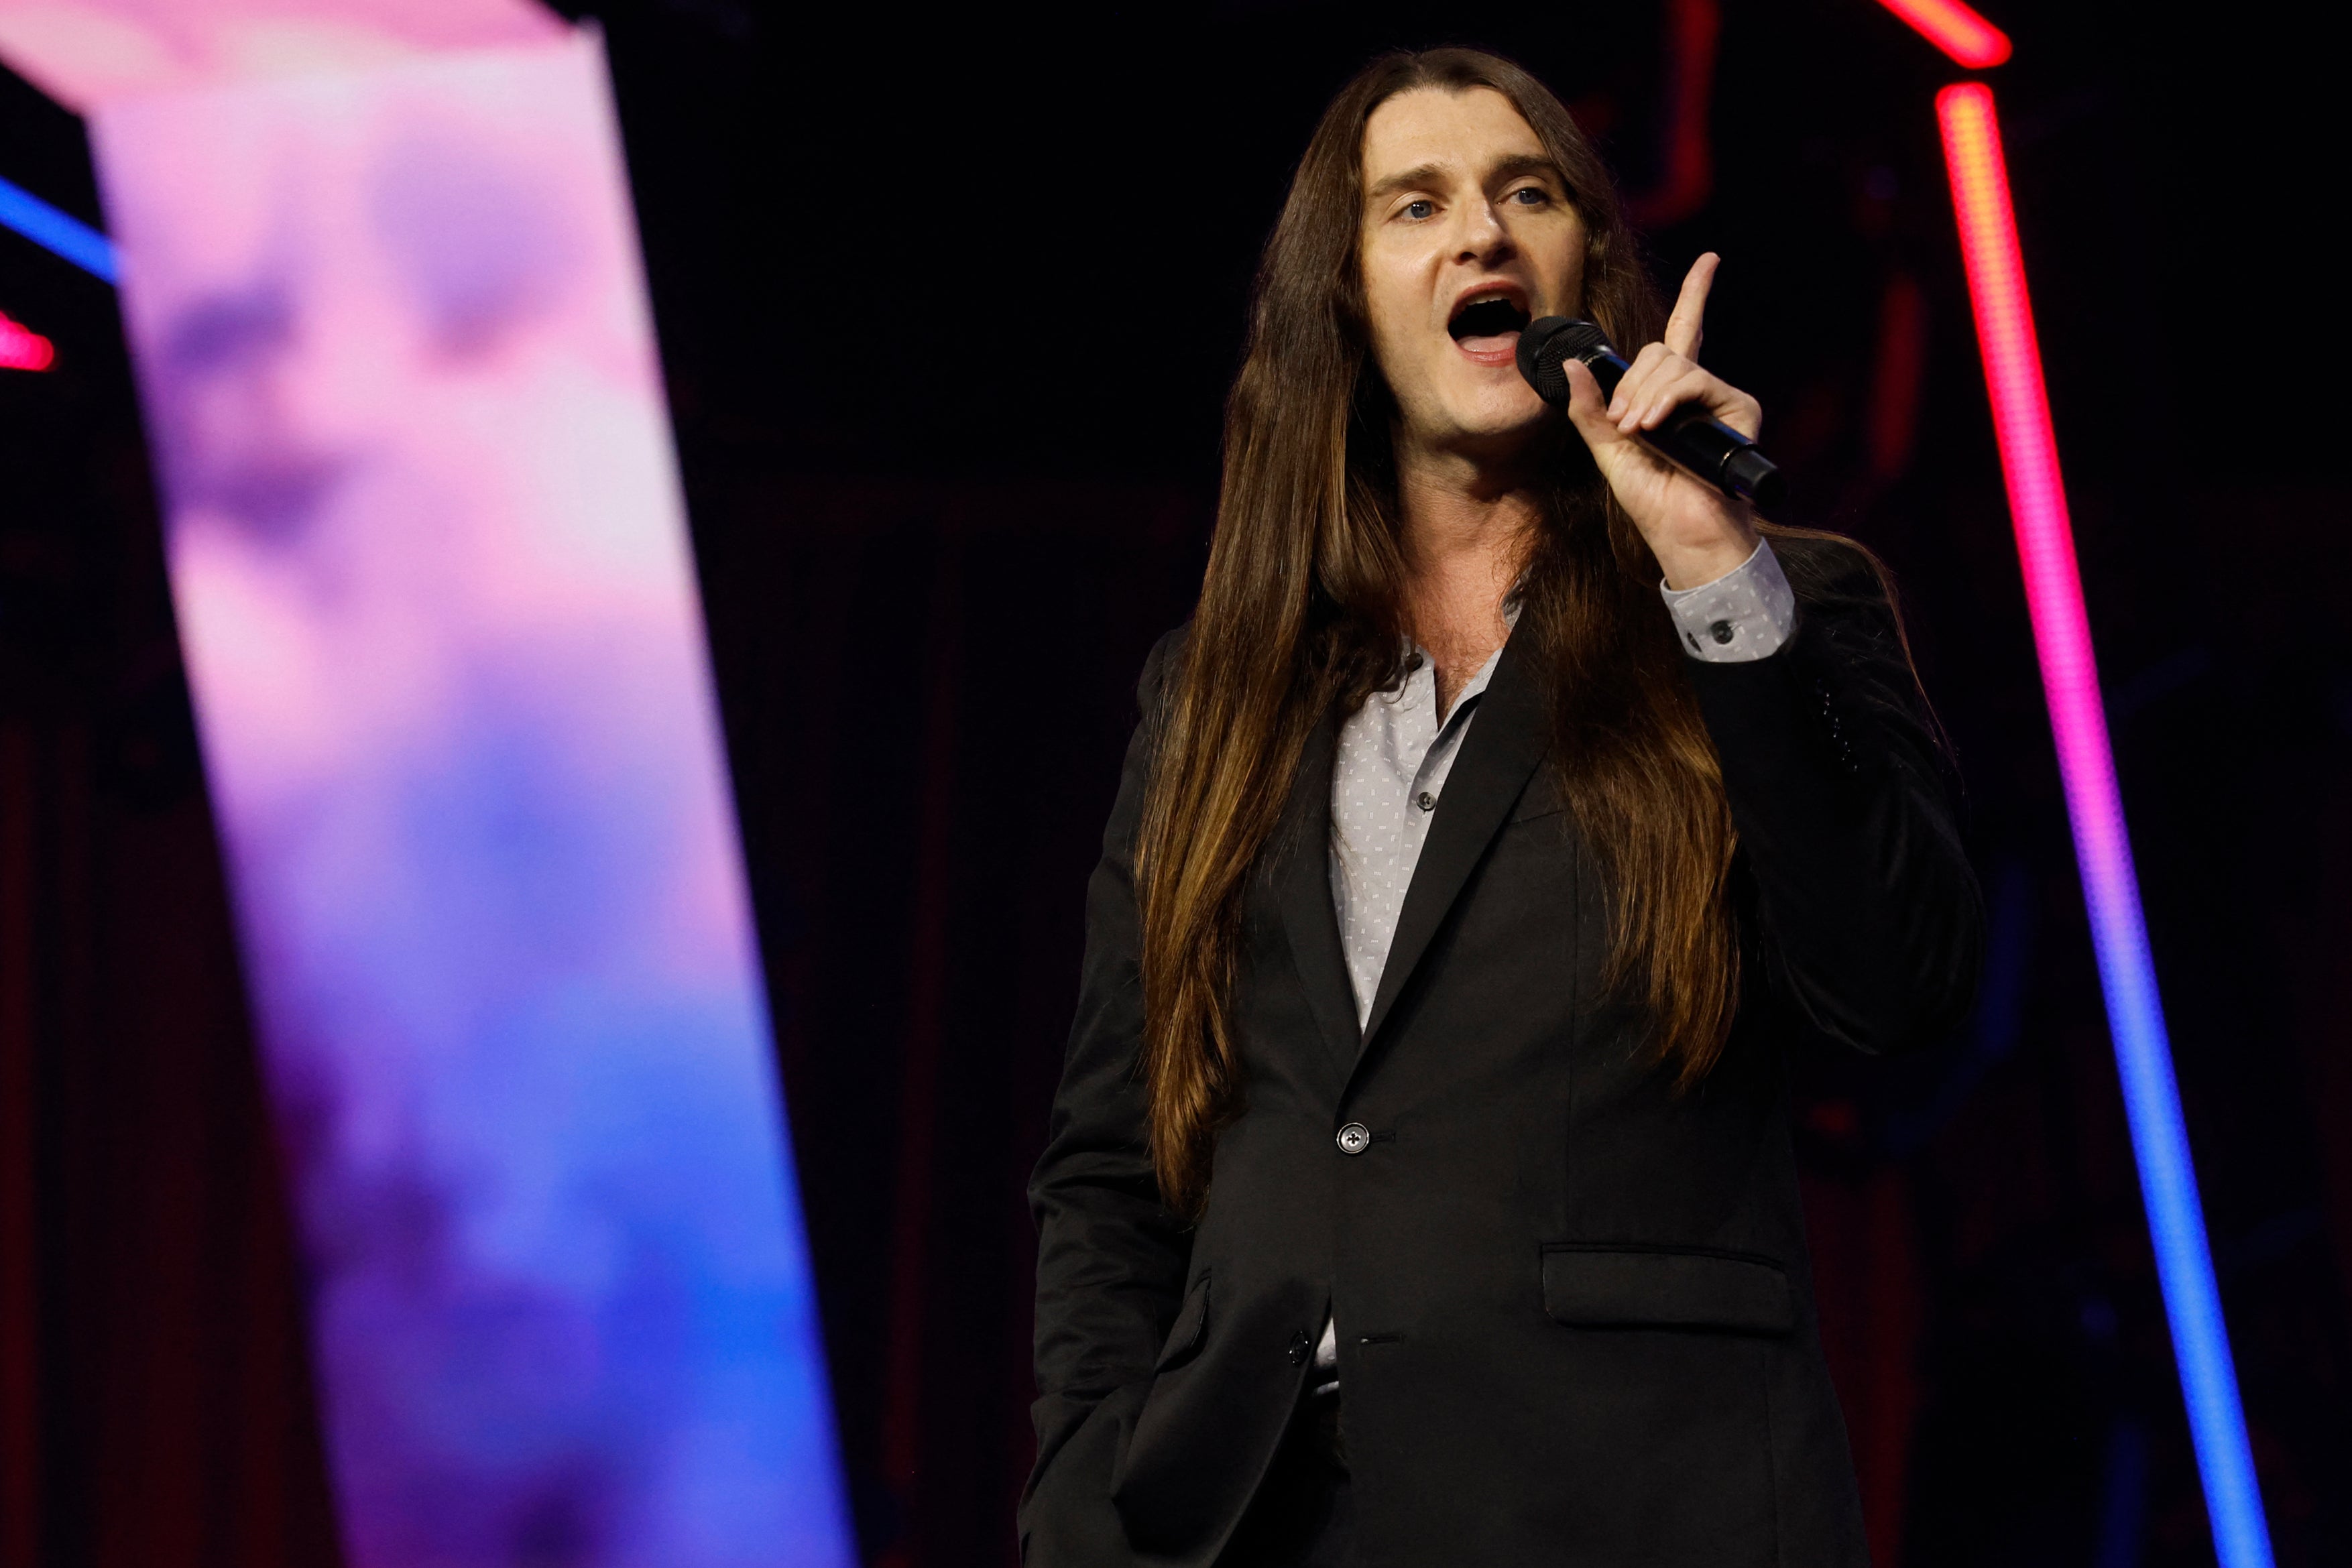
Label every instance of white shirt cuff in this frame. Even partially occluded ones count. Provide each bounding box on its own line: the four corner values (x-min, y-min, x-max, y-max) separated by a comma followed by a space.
1661, 538, 1796, 664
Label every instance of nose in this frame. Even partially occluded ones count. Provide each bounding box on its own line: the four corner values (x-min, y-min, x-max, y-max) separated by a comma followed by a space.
1456, 197, 1514, 264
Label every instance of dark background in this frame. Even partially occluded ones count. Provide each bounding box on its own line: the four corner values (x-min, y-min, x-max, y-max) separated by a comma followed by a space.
5, 1, 2351, 1565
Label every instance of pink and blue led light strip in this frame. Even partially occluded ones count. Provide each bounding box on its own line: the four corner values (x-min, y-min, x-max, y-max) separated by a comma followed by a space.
0, 170, 113, 371
1897, 8, 2275, 1560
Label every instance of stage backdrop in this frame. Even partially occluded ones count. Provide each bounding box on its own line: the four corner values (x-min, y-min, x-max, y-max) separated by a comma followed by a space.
0, 7, 856, 1566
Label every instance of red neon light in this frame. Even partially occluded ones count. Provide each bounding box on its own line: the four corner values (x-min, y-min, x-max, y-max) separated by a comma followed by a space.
0, 309, 54, 371
1937, 84, 2064, 622
1877, 0, 2012, 67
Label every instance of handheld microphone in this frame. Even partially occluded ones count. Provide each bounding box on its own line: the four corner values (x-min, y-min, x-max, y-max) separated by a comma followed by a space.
1515, 317, 1786, 511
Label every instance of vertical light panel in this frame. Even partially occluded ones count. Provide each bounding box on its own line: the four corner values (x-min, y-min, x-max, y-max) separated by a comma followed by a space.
81, 30, 854, 1568
1936, 82, 2274, 1568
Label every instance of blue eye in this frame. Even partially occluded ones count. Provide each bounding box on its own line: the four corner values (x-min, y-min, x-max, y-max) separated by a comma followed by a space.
1511, 186, 1549, 206
1405, 199, 1435, 220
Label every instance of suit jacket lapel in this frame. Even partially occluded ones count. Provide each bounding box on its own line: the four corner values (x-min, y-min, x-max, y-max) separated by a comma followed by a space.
1272, 705, 1361, 1076
1356, 634, 1549, 1059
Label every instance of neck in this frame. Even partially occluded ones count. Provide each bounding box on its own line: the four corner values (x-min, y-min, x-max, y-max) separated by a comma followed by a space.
1391, 434, 1540, 712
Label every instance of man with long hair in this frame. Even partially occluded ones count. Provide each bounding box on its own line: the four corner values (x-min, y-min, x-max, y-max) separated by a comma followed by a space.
1025, 47, 1980, 1567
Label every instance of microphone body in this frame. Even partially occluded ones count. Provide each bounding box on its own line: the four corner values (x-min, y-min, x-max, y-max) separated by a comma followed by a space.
1515, 316, 1786, 510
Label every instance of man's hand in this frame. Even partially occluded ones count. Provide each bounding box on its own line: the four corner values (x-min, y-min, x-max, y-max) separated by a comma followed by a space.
1561, 252, 1765, 590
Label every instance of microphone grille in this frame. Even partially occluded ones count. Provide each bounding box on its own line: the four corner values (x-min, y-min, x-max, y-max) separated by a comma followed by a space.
1516, 317, 1614, 406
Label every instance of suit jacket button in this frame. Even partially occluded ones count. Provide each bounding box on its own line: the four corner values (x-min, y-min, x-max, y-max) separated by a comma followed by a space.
1287, 1331, 1313, 1366
1336, 1122, 1372, 1156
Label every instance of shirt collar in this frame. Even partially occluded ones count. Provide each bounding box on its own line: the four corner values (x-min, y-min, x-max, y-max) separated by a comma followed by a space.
1441, 641, 1506, 728
1402, 599, 1518, 728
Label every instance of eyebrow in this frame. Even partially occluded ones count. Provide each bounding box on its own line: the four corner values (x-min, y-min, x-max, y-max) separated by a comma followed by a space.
1487, 153, 1566, 189
1365, 152, 1568, 206
1365, 161, 1448, 204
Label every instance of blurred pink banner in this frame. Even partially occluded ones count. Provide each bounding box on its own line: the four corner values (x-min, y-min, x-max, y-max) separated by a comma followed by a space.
0, 0, 558, 109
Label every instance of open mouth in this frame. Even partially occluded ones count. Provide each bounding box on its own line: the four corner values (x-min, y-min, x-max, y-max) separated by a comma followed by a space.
1448, 293, 1532, 346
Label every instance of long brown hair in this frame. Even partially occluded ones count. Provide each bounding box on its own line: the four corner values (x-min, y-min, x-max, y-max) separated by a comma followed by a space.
1136, 47, 1740, 1215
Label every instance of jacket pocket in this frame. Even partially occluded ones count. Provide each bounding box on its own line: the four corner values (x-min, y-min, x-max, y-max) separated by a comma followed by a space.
1540, 1245, 1793, 1335
1154, 1270, 1210, 1372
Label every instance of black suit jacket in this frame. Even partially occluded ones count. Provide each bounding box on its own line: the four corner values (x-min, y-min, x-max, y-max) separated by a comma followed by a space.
1023, 536, 1982, 1567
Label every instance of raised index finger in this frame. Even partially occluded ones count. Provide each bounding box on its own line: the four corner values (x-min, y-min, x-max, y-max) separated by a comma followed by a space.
1662, 251, 1720, 361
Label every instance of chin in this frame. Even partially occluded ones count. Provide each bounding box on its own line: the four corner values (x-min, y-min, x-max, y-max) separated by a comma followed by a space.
1444, 391, 1551, 452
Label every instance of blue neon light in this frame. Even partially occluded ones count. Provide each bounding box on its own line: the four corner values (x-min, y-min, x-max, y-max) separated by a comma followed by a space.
0, 174, 117, 282
2093, 882, 2273, 1568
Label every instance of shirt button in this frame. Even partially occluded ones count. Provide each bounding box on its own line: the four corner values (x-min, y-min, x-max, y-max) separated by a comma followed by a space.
1709, 619, 1736, 645
1336, 1122, 1372, 1156
1415, 791, 1436, 812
